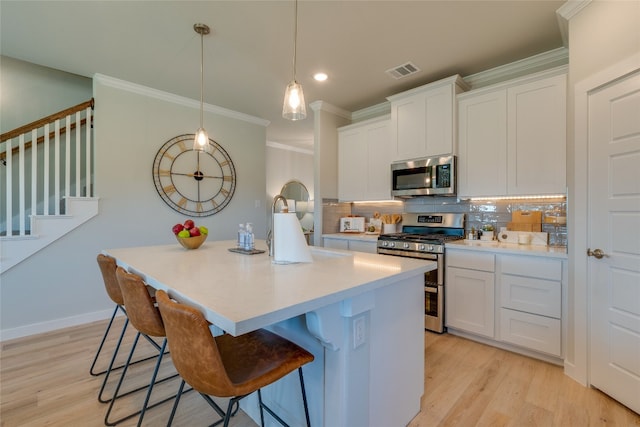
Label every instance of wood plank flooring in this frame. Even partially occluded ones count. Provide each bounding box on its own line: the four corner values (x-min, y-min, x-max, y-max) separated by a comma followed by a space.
1, 317, 638, 426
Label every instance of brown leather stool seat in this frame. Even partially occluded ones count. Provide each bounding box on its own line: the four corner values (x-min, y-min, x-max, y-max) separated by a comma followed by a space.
156, 289, 314, 427
93, 254, 158, 404
104, 267, 180, 426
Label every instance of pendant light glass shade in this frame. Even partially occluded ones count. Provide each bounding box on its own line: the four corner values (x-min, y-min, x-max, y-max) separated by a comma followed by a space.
193, 23, 211, 152
282, 0, 306, 121
283, 80, 306, 120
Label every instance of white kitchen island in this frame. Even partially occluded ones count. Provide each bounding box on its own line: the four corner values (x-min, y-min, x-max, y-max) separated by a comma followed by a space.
105, 240, 434, 427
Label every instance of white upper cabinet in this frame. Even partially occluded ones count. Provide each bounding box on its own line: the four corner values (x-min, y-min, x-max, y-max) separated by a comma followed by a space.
338, 115, 392, 201
388, 75, 469, 161
457, 67, 567, 198
458, 90, 508, 197
507, 73, 567, 195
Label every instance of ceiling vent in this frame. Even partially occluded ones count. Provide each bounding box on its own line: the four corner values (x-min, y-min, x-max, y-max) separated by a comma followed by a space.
386, 62, 421, 80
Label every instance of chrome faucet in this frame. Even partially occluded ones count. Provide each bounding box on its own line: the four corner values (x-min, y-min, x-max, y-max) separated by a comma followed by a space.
267, 195, 289, 257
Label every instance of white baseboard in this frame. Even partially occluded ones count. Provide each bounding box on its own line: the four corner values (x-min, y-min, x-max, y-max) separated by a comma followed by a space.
0, 308, 121, 342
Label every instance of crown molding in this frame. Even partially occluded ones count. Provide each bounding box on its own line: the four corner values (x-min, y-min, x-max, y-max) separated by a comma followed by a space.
351, 102, 391, 123
462, 47, 569, 89
308, 100, 352, 120
556, 0, 592, 47
266, 140, 314, 155
93, 74, 270, 127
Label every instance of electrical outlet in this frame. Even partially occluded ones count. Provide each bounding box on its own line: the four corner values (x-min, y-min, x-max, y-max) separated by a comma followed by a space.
353, 316, 365, 349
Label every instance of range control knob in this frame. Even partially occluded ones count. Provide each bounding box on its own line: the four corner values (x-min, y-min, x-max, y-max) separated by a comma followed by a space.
403, 243, 410, 249
418, 244, 426, 251
382, 241, 388, 247
389, 242, 395, 248
428, 245, 434, 252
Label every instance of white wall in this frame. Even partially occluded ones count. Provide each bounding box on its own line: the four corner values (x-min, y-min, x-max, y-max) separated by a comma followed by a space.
564, 0, 640, 383
0, 56, 92, 132
0, 72, 268, 338
266, 143, 314, 202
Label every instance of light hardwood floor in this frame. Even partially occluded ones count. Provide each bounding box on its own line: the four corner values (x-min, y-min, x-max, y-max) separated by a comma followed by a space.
1, 318, 638, 426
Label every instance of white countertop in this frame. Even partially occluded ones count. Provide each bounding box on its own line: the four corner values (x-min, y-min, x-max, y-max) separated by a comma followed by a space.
322, 233, 380, 242
446, 239, 568, 259
105, 240, 434, 336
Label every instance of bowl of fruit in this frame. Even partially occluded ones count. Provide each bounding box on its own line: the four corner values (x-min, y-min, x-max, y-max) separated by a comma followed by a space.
172, 219, 209, 250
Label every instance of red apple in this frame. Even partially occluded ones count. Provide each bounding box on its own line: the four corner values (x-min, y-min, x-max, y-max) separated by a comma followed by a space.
172, 223, 185, 235
184, 219, 195, 230
189, 226, 201, 237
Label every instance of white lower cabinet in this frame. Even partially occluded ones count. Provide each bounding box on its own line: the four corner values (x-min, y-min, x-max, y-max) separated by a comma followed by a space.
446, 267, 495, 338
499, 308, 561, 356
446, 250, 496, 338
323, 236, 377, 254
498, 255, 562, 357
445, 248, 565, 361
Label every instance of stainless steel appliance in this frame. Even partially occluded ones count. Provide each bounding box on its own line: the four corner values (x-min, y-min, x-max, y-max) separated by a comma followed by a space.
391, 155, 456, 198
377, 213, 465, 333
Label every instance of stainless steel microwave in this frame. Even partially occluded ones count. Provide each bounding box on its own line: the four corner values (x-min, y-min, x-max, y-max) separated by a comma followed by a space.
391, 155, 456, 197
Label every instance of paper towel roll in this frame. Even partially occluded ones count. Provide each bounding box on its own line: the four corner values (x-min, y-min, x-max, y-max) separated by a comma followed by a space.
273, 213, 313, 264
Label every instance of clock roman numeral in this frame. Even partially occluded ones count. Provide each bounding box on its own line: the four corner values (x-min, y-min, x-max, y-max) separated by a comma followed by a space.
220, 160, 229, 167
163, 184, 176, 195
223, 175, 233, 182
159, 169, 171, 177
177, 197, 187, 208
196, 202, 203, 213
178, 140, 187, 152
220, 188, 230, 196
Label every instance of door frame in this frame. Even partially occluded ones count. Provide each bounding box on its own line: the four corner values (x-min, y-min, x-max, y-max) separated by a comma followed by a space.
569, 52, 640, 386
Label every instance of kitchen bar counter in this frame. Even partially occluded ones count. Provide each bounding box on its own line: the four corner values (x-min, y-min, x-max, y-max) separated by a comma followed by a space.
446, 239, 568, 259
105, 240, 434, 427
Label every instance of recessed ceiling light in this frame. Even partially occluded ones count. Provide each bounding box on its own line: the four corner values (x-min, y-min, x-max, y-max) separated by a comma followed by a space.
313, 72, 328, 82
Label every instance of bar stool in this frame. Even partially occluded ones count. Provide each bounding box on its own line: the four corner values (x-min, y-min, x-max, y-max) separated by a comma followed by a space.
93, 254, 159, 404
156, 289, 315, 427
105, 267, 178, 426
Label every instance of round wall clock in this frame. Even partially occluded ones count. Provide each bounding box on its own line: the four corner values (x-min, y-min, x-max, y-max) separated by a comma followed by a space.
152, 134, 236, 216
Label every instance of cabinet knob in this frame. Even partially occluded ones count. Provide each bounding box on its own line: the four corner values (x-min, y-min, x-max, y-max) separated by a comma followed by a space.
587, 248, 609, 259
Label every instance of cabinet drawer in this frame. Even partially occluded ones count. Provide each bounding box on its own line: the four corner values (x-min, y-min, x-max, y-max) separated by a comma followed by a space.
447, 250, 495, 272
349, 240, 377, 254
323, 239, 348, 251
499, 308, 561, 356
500, 274, 561, 318
501, 254, 561, 281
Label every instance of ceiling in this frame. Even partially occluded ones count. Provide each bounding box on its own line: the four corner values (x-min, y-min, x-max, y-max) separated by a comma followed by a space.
1, 1, 565, 149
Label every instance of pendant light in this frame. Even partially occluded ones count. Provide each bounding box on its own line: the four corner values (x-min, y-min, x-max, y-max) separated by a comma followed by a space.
282, 0, 306, 121
193, 23, 210, 151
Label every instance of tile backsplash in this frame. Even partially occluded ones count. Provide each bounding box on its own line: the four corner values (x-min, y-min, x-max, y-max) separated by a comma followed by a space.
326, 196, 568, 246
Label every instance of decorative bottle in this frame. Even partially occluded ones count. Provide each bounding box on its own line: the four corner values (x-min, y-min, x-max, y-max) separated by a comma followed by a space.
237, 224, 246, 249
245, 223, 255, 251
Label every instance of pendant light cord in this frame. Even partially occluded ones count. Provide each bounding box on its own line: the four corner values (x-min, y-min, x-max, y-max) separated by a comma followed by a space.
200, 31, 204, 128
292, 0, 298, 82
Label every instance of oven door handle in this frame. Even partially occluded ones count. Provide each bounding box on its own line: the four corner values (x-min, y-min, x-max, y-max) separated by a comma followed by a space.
425, 286, 438, 294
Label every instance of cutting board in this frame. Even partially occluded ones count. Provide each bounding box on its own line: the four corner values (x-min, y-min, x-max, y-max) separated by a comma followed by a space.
509, 211, 542, 232
497, 227, 548, 246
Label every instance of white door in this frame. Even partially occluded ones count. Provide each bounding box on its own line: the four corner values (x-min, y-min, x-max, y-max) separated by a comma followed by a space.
589, 69, 640, 413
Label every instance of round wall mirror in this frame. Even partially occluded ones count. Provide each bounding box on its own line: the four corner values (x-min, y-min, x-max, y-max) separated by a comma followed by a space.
280, 180, 310, 220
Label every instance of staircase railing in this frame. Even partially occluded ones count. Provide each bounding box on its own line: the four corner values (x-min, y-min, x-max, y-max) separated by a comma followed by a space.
1, 99, 94, 236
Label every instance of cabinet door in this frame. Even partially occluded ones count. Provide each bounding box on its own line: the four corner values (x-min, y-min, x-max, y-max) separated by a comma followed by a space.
507, 73, 567, 195
338, 129, 366, 201
457, 90, 508, 198
446, 266, 495, 338
365, 121, 392, 200
392, 92, 425, 161
391, 85, 455, 161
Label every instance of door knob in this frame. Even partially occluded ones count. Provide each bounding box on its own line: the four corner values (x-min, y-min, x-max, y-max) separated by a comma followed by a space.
587, 248, 609, 259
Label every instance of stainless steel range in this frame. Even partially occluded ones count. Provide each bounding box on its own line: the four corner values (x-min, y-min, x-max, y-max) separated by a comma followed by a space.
377, 213, 465, 333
